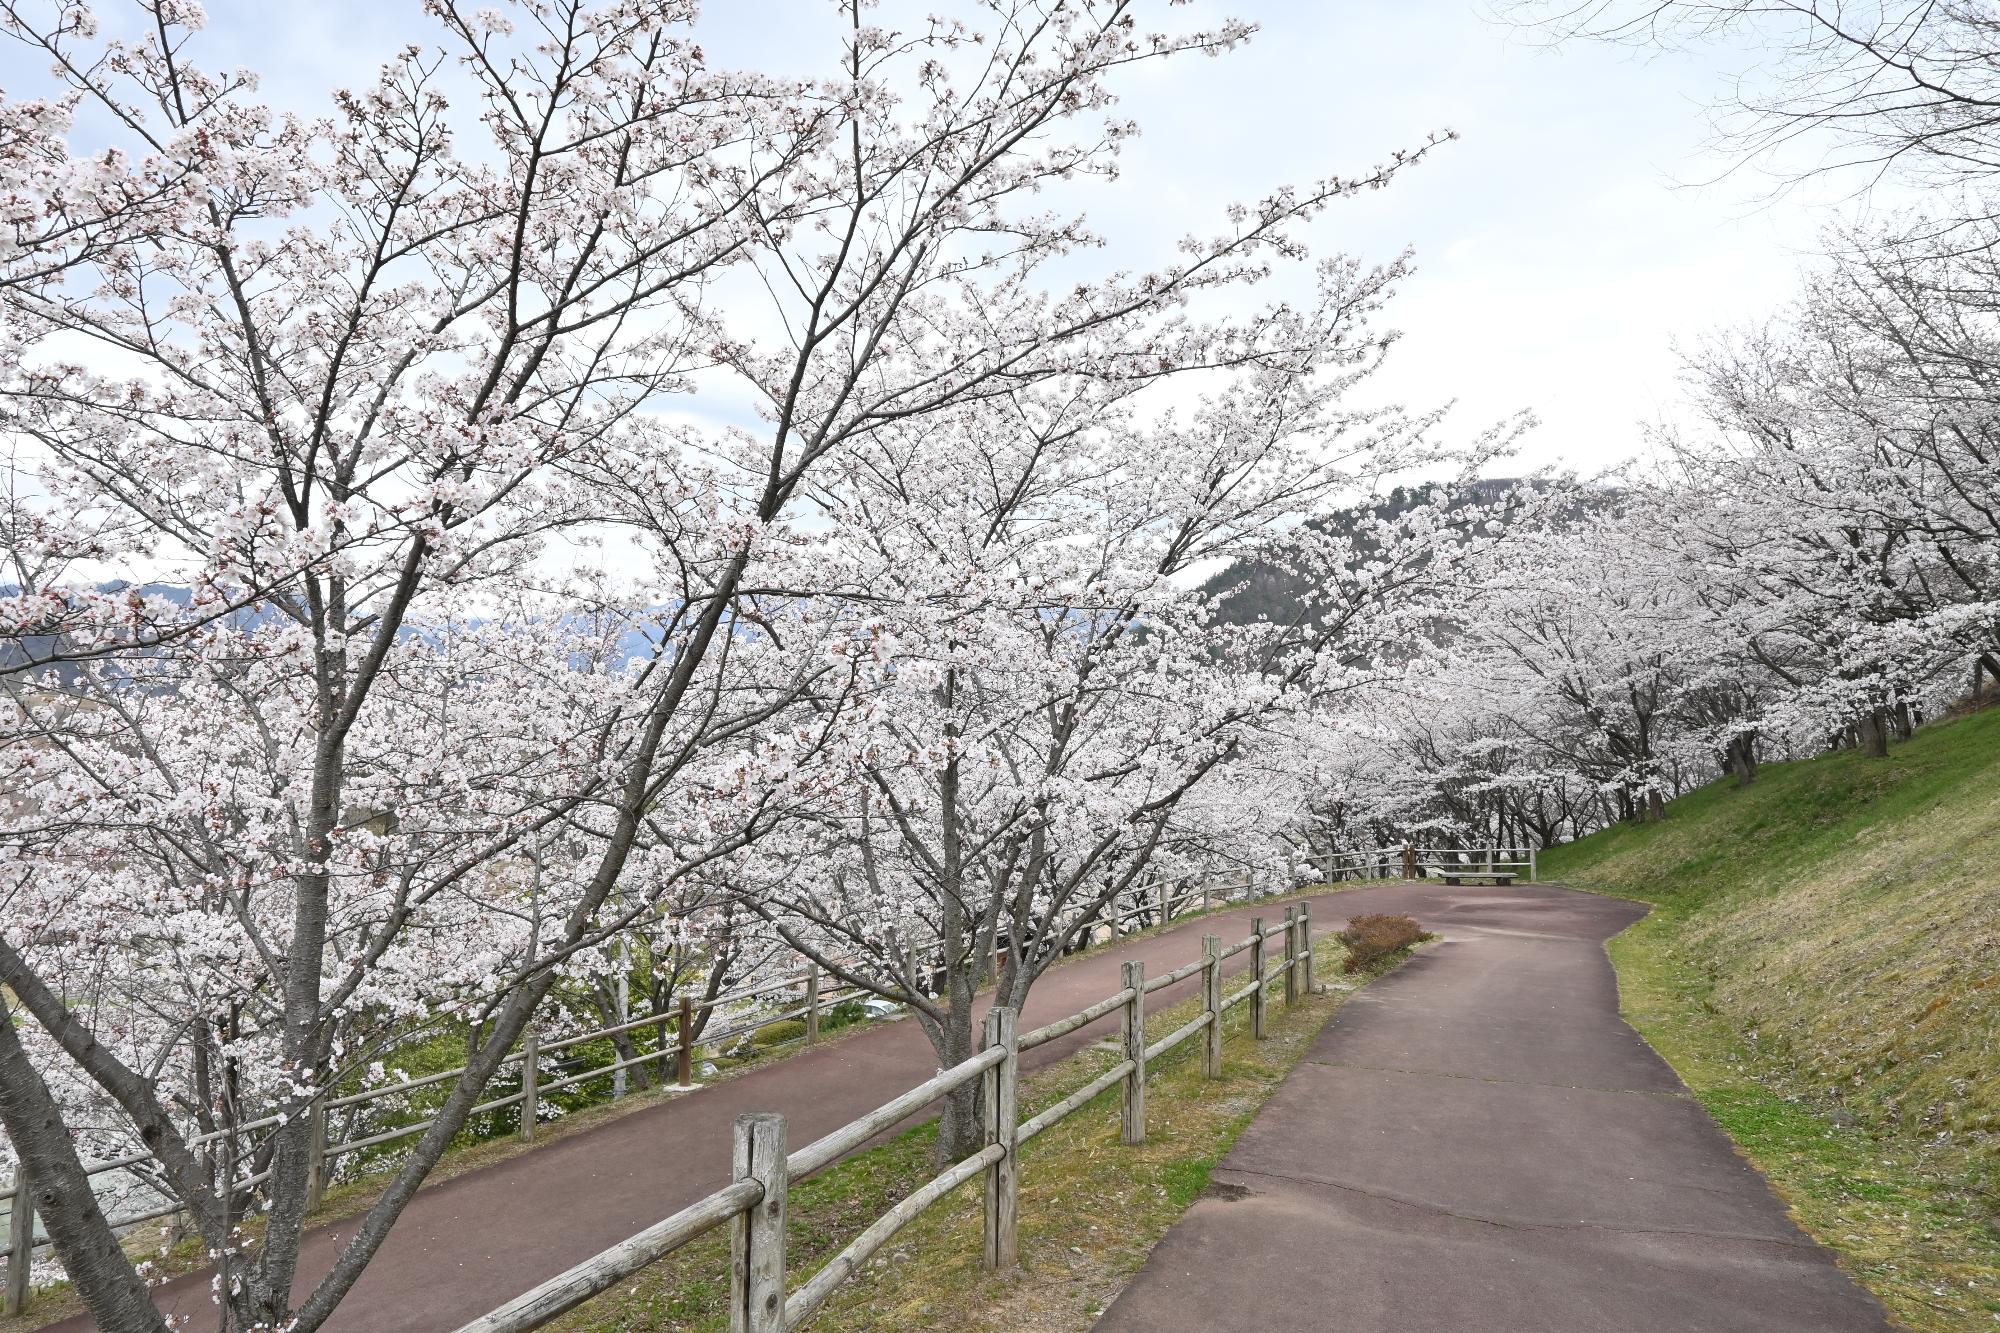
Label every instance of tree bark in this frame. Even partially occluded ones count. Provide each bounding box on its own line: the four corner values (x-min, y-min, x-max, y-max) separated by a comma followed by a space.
0, 1003, 169, 1333
1859, 708, 1891, 758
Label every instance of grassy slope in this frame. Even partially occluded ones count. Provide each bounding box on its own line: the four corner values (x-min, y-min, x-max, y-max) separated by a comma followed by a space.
1541, 706, 2000, 1330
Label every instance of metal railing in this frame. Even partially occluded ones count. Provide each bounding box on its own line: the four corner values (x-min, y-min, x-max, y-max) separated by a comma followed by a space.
454, 903, 1322, 1333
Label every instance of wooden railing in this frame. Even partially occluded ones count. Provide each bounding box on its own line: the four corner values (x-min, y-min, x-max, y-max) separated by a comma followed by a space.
0, 863, 1298, 1314
454, 903, 1320, 1333
1313, 845, 1537, 883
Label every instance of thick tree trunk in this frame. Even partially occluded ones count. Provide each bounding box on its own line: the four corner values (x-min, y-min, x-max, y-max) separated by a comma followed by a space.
1645, 786, 1667, 822
929, 1001, 983, 1162
1724, 733, 1759, 787
1858, 709, 1891, 758
0, 1005, 170, 1333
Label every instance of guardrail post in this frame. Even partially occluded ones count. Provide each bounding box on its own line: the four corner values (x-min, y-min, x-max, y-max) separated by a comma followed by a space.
305, 1095, 328, 1209
1120, 960, 1146, 1145
982, 1006, 1019, 1270
804, 965, 821, 1044
1299, 903, 1315, 996
519, 1029, 540, 1140
1283, 905, 1299, 1006
677, 996, 696, 1088
1249, 917, 1267, 1039
5, 1160, 32, 1316
1202, 934, 1223, 1079
730, 1112, 787, 1333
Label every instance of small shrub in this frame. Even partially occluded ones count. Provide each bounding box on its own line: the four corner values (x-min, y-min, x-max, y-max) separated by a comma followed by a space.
819, 999, 867, 1033
754, 1018, 809, 1048
1338, 913, 1429, 974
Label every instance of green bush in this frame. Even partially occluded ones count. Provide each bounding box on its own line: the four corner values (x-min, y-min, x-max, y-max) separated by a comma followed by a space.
820, 999, 867, 1033
754, 1018, 808, 1048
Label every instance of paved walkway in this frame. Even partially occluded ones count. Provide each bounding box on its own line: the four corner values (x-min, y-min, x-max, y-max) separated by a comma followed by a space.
49, 886, 1361, 1333
1095, 882, 1894, 1332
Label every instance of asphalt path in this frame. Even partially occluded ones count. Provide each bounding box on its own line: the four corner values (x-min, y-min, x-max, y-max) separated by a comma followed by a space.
49, 886, 1350, 1332
1094, 881, 1894, 1333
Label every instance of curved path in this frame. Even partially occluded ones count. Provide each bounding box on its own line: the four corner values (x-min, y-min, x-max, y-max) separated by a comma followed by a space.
1096, 882, 1894, 1332
51, 884, 1365, 1332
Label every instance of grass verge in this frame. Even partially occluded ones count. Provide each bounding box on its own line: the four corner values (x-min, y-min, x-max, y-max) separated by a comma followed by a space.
549, 929, 1385, 1333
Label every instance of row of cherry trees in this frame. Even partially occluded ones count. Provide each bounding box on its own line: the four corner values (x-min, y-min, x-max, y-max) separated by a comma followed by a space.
0, 2, 1505, 1329
1315, 216, 2000, 852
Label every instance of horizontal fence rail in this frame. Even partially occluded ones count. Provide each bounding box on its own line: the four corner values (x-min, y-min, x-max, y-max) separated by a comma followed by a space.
455, 903, 1322, 1333
0, 861, 1325, 1311
1311, 845, 1537, 885
2, 844, 1523, 1312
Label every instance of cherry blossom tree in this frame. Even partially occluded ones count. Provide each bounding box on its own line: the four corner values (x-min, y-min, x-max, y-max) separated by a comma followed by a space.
726, 331, 1518, 1155
0, 0, 1466, 1326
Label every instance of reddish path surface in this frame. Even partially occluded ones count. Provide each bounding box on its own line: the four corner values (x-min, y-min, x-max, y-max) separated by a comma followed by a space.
50, 887, 1353, 1332
1096, 883, 1895, 1333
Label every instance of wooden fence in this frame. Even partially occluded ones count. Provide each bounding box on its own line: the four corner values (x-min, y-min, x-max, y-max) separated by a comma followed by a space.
0, 863, 1296, 1314
453, 903, 1320, 1333
1314, 844, 1536, 884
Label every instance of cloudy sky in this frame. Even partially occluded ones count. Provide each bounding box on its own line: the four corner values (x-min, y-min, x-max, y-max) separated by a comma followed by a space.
13, 0, 1901, 476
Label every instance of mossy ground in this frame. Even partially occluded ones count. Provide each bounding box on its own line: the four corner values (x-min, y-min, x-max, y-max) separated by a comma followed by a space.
1542, 705, 2000, 1330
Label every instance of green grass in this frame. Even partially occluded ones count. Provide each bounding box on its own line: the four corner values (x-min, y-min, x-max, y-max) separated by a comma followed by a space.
1542, 705, 2000, 1331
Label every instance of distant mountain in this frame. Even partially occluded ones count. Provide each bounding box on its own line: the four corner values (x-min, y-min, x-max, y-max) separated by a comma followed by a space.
1203, 478, 1537, 629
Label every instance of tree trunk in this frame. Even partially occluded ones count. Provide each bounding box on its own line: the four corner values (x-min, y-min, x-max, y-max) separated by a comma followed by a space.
0, 1005, 170, 1333
1645, 786, 1667, 823
1724, 733, 1759, 787
929, 1002, 983, 1162
1892, 699, 1914, 742
1858, 709, 1891, 758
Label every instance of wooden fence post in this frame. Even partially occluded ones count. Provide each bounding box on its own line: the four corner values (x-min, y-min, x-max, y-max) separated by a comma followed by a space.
1530, 847, 1538, 883
804, 965, 821, 1044
1283, 905, 1299, 1006
677, 996, 695, 1088
1249, 917, 1267, 1040
1299, 903, 1315, 996
1158, 877, 1170, 925
5, 1160, 32, 1316
730, 1113, 787, 1333
519, 1029, 540, 1141
1120, 960, 1146, 1145
982, 1006, 1019, 1270
1202, 934, 1223, 1079
304, 1096, 327, 1209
